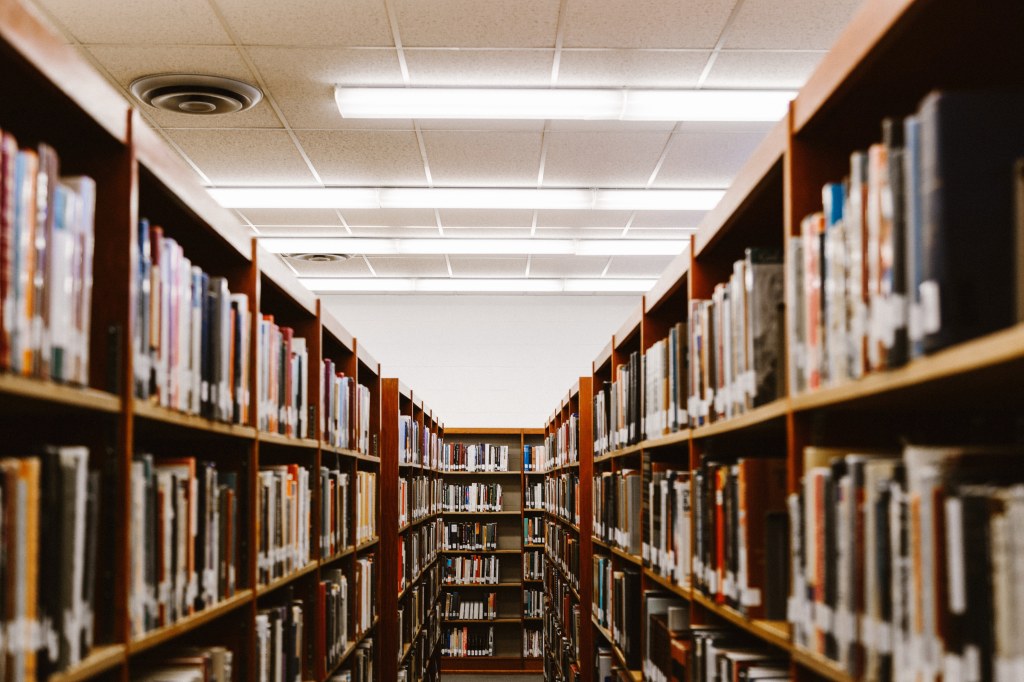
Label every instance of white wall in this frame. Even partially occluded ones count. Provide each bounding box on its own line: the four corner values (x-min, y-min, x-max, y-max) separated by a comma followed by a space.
322, 294, 640, 428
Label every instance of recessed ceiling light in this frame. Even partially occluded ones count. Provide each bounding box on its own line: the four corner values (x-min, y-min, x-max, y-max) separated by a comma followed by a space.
209, 187, 724, 211
261, 237, 686, 257
334, 87, 795, 122
301, 277, 656, 294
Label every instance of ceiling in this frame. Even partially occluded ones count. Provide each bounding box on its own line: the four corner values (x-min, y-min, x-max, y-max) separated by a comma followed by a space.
29, 0, 862, 293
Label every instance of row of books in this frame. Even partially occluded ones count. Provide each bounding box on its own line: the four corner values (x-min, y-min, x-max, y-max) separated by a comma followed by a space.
593, 351, 641, 455
440, 443, 509, 472
130, 454, 238, 637
398, 563, 440, 653
398, 415, 435, 468
323, 362, 370, 453
790, 444, 1024, 682
545, 472, 580, 524
441, 625, 493, 657
317, 568, 349, 678
523, 443, 548, 472
399, 519, 441, 594
256, 316, 308, 438
320, 467, 349, 558
524, 549, 544, 580
0, 448, 99, 678
524, 515, 545, 545
593, 559, 641, 669
136, 219, 250, 425
593, 469, 642, 556
258, 464, 311, 586
355, 470, 377, 545
256, 595, 304, 682
328, 638, 373, 682
0, 138, 95, 386
648, 621, 791, 682
399, 474, 441, 527
545, 587, 581, 670
546, 521, 580, 590
643, 465, 691, 589
688, 249, 784, 426
443, 521, 498, 551
525, 479, 543, 509
442, 591, 497, 620
643, 323, 688, 439
788, 91, 1024, 395
134, 646, 233, 682
544, 414, 580, 470
641, 591, 689, 682
693, 457, 788, 620
524, 588, 544, 618
442, 555, 501, 585
440, 482, 503, 512
398, 596, 440, 680
524, 627, 542, 658
352, 556, 377, 635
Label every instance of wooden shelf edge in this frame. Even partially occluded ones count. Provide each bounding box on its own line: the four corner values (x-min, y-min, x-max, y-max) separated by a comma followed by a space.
610, 546, 643, 567
440, 549, 520, 554
791, 647, 855, 682
590, 616, 640, 681
691, 592, 792, 651
320, 546, 355, 563
256, 561, 319, 596
691, 398, 790, 439
443, 618, 522, 624
133, 401, 256, 438
355, 537, 379, 552
129, 590, 253, 655
642, 567, 692, 601
442, 582, 522, 588
258, 431, 319, 449
0, 374, 121, 413
47, 644, 125, 682
438, 470, 522, 476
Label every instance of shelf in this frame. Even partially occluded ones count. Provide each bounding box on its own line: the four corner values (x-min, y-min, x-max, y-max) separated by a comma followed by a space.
444, 618, 522, 624
399, 511, 441, 534
327, 616, 379, 678
257, 561, 319, 596
321, 545, 356, 563
635, 428, 691, 451
443, 582, 522, 588
522, 578, 544, 584
791, 647, 854, 682
133, 402, 256, 439
546, 552, 581, 603
610, 546, 642, 567
398, 556, 439, 600
355, 537, 379, 552
439, 470, 522, 476
258, 431, 319, 450
442, 510, 521, 516
691, 399, 789, 439
523, 543, 545, 549
129, 590, 253, 655
522, 508, 546, 513
593, 442, 644, 464
441, 548, 521, 555
642, 568, 691, 602
590, 616, 640, 682
691, 591, 792, 652
0, 375, 121, 414
323, 444, 381, 463
545, 511, 581, 534
47, 644, 125, 682
592, 536, 612, 551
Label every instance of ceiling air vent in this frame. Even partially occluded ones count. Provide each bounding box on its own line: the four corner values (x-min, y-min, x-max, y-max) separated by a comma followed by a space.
283, 254, 352, 263
130, 74, 263, 115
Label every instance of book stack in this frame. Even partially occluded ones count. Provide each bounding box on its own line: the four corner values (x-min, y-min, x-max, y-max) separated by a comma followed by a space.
400, 519, 440, 593
545, 522, 579, 590
788, 91, 1024, 395
130, 454, 238, 636
442, 555, 500, 585
441, 481, 503, 512
545, 471, 580, 524
256, 593, 305, 682
641, 591, 689, 682
134, 646, 234, 682
354, 556, 376, 635
257, 316, 308, 438
399, 474, 433, 527
443, 521, 498, 550
643, 323, 689, 438
136, 218, 250, 424
329, 638, 373, 682
610, 568, 642, 669
398, 415, 421, 466
692, 457, 788, 619
593, 351, 642, 456
320, 466, 349, 558
687, 249, 784, 426
523, 443, 548, 472
524, 627, 543, 658
440, 443, 509, 472
524, 515, 545, 545
441, 625, 493, 657
442, 591, 496, 619
0, 138, 95, 387
318, 568, 349, 678
524, 549, 545, 581
524, 588, 544, 618
643, 464, 691, 589
257, 464, 311, 585
323, 360, 370, 453
0, 447, 101, 677
544, 593, 581, 673
789, 444, 1024, 682
525, 478, 544, 509
545, 414, 579, 469
356, 470, 376, 544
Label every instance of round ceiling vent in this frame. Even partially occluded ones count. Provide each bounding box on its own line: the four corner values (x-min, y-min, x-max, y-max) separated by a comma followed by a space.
284, 253, 352, 263
130, 74, 263, 115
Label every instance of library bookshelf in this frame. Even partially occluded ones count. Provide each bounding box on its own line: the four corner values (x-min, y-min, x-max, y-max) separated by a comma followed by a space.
547, 1, 1024, 681
438, 427, 545, 674
0, 2, 447, 680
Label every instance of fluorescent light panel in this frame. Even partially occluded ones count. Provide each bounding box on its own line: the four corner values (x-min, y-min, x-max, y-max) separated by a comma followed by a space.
263, 237, 687, 257
302, 278, 655, 293
210, 187, 724, 211
335, 88, 795, 122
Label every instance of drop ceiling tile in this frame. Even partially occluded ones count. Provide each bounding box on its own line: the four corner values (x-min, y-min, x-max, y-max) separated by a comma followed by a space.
417, 120, 548, 133
535, 210, 631, 229
253, 225, 353, 237
704, 50, 826, 88
604, 255, 675, 277
283, 256, 373, 277
422, 131, 543, 187
546, 120, 678, 133
241, 208, 344, 226
653, 130, 767, 188
367, 256, 449, 277
295, 130, 427, 185
626, 228, 696, 240
34, 0, 230, 44
395, 0, 561, 48
542, 131, 669, 188
563, 0, 737, 49
630, 211, 706, 228
246, 47, 407, 130
340, 208, 438, 227
215, 0, 393, 46
166, 129, 316, 185
405, 49, 554, 86
347, 226, 441, 237
85, 45, 282, 129
556, 49, 708, 87
449, 256, 529, 277
723, 0, 863, 50
439, 209, 535, 228
532, 227, 623, 239
443, 227, 533, 238
530, 255, 608, 277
